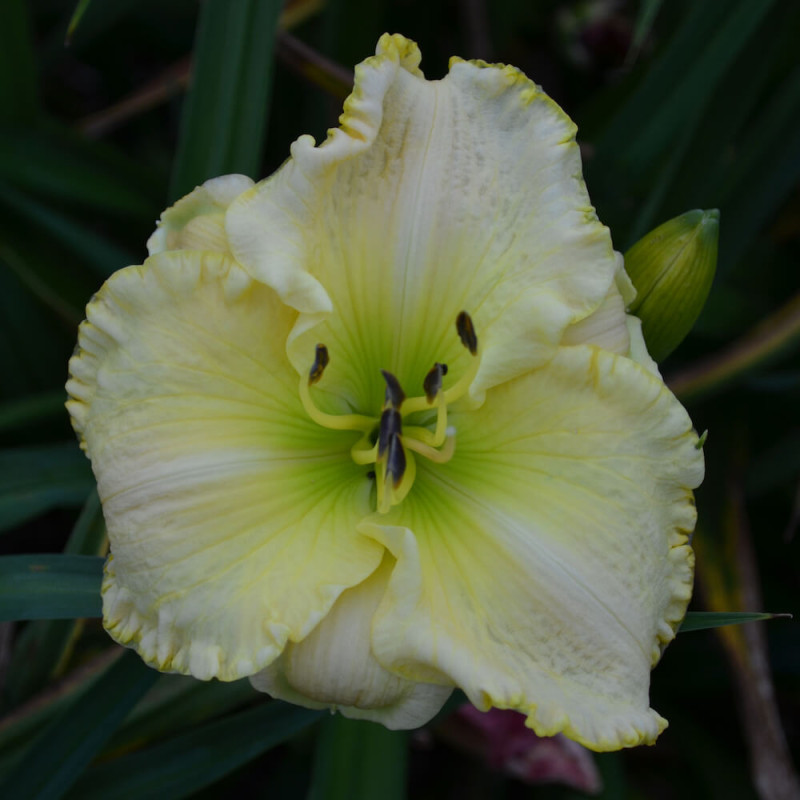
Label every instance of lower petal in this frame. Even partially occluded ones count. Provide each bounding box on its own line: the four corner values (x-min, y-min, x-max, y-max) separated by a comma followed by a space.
250, 555, 452, 729
360, 346, 703, 750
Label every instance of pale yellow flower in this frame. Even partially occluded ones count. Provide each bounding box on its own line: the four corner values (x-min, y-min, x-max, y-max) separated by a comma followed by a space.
66, 34, 703, 750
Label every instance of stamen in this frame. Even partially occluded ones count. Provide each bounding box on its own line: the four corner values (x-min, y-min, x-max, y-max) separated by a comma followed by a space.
299, 346, 375, 433
351, 433, 378, 465
404, 312, 481, 415
404, 430, 456, 464
308, 344, 329, 385
456, 311, 478, 355
378, 408, 402, 457
423, 362, 448, 403
385, 435, 406, 487
377, 445, 416, 514
381, 370, 406, 409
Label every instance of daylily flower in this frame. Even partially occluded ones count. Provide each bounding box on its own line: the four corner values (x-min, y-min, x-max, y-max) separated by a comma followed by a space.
66, 34, 703, 750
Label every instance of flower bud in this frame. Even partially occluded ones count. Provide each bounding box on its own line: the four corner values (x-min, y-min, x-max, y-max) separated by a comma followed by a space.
624, 209, 719, 362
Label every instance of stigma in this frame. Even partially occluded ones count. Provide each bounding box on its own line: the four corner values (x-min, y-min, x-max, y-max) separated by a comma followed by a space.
299, 312, 480, 513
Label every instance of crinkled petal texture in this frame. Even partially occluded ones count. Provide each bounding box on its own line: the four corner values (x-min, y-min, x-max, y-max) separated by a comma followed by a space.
250, 555, 452, 728
360, 346, 703, 750
66, 250, 383, 681
227, 34, 620, 412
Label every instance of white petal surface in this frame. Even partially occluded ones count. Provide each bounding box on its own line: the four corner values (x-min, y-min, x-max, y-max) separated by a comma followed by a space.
360, 346, 703, 749
67, 251, 383, 681
147, 174, 254, 256
251, 555, 452, 729
227, 34, 619, 412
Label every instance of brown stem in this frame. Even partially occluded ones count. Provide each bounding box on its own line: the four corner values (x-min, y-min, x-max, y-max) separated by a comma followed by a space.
668, 292, 800, 401
717, 456, 800, 800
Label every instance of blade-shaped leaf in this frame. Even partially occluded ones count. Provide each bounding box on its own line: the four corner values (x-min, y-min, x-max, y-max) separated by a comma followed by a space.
0, 256, 71, 399
307, 715, 407, 800
0, 392, 67, 435
1, 650, 158, 800
0, 554, 103, 621
105, 676, 256, 756
67, 701, 322, 800
66, 0, 92, 44
679, 611, 791, 633
0, 127, 160, 221
0, 0, 39, 123
170, 0, 283, 199
3, 493, 106, 707
595, 0, 776, 173
627, 0, 664, 63
0, 443, 94, 533
0, 182, 136, 279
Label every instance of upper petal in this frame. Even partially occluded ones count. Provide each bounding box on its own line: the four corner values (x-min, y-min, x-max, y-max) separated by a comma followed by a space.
226, 34, 619, 411
67, 250, 383, 681
360, 345, 703, 750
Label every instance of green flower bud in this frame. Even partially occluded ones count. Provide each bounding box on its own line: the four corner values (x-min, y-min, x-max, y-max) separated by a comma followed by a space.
625, 209, 719, 363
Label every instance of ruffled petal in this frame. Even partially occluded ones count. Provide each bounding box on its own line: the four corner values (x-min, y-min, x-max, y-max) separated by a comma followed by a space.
561, 252, 630, 355
562, 253, 660, 376
226, 34, 618, 412
359, 346, 703, 750
147, 174, 254, 256
250, 555, 452, 728
67, 250, 383, 681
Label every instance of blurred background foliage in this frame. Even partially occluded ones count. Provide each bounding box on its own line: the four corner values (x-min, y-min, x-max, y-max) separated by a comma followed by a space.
0, 0, 798, 797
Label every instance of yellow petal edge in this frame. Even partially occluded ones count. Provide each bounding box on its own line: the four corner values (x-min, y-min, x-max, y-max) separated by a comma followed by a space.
362, 346, 702, 750
226, 33, 624, 407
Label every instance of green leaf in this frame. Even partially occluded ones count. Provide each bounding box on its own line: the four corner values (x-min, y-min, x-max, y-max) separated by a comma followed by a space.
0, 241, 87, 326
746, 431, 800, 498
3, 493, 106, 707
597, 0, 776, 174
307, 715, 407, 800
679, 611, 791, 633
0, 443, 94, 533
716, 66, 800, 273
627, 0, 664, 62
0, 391, 68, 435
0, 269, 75, 400
105, 676, 256, 756
170, 0, 283, 199
1, 650, 158, 800
0, 182, 137, 279
66, 0, 92, 44
0, 651, 123, 777
0, 555, 103, 621
53, 0, 143, 53
0, 127, 160, 221
0, 0, 39, 123
67, 701, 322, 800
64, 489, 106, 556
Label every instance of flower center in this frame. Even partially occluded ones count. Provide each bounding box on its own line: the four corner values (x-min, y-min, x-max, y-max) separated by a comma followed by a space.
299, 312, 480, 513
